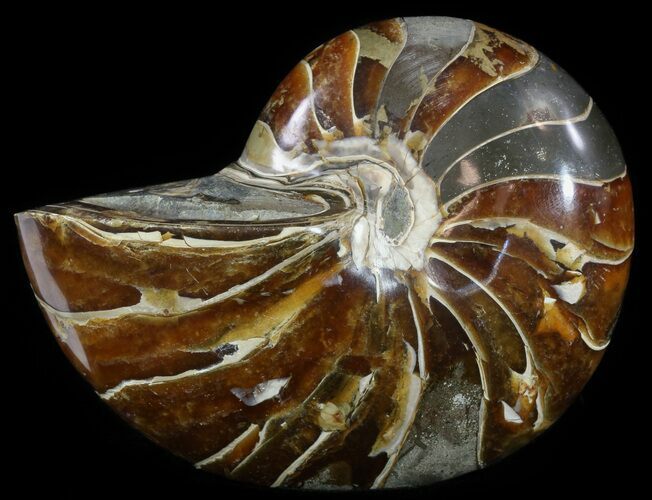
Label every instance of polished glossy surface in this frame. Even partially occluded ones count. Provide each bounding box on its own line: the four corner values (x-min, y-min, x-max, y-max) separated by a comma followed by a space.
16, 16, 633, 489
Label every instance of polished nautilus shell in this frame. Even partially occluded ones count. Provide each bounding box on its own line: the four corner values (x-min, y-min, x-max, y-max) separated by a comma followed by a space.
17, 16, 633, 489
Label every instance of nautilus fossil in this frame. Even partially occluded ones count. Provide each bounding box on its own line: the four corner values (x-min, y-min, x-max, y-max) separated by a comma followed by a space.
16, 16, 633, 489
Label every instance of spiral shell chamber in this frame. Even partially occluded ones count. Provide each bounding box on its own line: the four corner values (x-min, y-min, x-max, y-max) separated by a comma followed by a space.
16, 16, 634, 489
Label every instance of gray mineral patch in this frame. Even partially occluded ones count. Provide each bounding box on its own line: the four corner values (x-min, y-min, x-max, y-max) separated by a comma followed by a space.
384, 363, 482, 487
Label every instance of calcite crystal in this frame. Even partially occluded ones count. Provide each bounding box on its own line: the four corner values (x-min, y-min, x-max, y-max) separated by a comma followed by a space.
16, 16, 633, 489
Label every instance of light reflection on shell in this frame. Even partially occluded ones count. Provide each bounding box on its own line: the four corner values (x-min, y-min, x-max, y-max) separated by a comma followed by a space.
16, 16, 633, 489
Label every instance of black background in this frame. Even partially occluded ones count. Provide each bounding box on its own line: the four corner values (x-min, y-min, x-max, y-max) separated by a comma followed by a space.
5, 4, 648, 497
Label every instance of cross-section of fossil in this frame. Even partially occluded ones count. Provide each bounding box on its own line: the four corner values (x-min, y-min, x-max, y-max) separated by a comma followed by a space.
16, 16, 633, 489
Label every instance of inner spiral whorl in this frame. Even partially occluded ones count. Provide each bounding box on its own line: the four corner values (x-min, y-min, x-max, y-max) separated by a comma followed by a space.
330, 136, 440, 273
